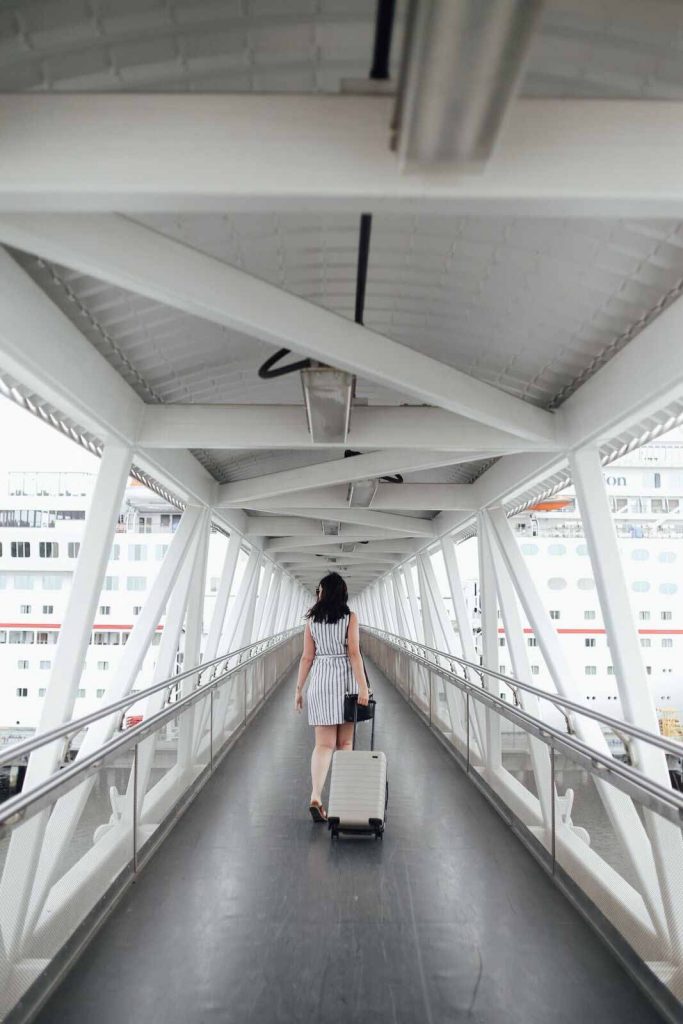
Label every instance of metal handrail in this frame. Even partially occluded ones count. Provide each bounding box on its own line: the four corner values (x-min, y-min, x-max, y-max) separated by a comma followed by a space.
360, 626, 683, 825
0, 627, 303, 766
0, 628, 303, 831
361, 625, 683, 760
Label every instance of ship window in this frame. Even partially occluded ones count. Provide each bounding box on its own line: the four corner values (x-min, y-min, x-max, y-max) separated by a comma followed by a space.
585, 666, 597, 676
99, 605, 111, 615
40, 660, 51, 670
641, 638, 652, 648
585, 638, 596, 647
16, 687, 28, 697
19, 604, 31, 614
97, 688, 106, 698
97, 661, 109, 670
548, 544, 566, 556
631, 549, 649, 561
639, 611, 650, 621
42, 575, 63, 590
9, 630, 34, 644
528, 637, 537, 647
661, 611, 673, 621
607, 666, 615, 675
94, 631, 120, 645
210, 576, 220, 592
39, 687, 47, 697
67, 542, 80, 558
13, 575, 33, 590
631, 581, 650, 593
77, 689, 85, 698
42, 605, 53, 614
659, 583, 678, 595
520, 543, 538, 555
36, 631, 58, 645
577, 578, 595, 590
151, 633, 161, 646
133, 605, 142, 615
531, 665, 540, 675
549, 610, 560, 620
499, 637, 505, 647
547, 578, 566, 590
110, 544, 120, 561
39, 542, 59, 558
576, 544, 589, 556
103, 576, 119, 591
659, 551, 676, 563
11, 542, 30, 558
128, 544, 147, 561
584, 610, 596, 620
127, 576, 147, 591
646, 666, 652, 675
662, 638, 673, 648
0, 631, 5, 643
17, 660, 28, 669
155, 544, 169, 561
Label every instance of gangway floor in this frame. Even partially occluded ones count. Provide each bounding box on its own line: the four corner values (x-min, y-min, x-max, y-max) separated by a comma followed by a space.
34, 661, 663, 1024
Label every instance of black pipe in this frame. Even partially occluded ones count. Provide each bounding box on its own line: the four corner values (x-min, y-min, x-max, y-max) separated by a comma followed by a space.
354, 213, 373, 326
257, 348, 312, 379
370, 0, 396, 80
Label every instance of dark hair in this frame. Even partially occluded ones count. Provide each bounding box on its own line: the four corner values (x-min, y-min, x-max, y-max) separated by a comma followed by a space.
306, 572, 350, 624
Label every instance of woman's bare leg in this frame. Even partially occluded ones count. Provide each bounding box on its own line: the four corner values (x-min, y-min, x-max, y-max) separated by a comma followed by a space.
336, 722, 354, 751
311, 725, 337, 803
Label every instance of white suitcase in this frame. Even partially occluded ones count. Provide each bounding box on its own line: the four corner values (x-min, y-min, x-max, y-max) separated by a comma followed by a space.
327, 700, 388, 839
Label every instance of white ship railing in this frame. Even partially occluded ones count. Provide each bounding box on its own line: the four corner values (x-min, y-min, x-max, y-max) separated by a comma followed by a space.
361, 625, 683, 1021
0, 627, 303, 1021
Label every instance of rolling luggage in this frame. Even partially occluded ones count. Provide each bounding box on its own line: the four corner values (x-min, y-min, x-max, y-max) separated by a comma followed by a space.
327, 695, 388, 839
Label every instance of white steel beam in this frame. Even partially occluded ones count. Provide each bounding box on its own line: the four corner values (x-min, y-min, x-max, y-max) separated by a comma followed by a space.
0, 215, 556, 442
570, 448, 683, 955
0, 441, 133, 962
486, 506, 668, 942
234, 484, 479, 512
477, 511, 502, 769
216, 451, 486, 506
138, 404, 550, 453
246, 508, 435, 539
266, 531, 418, 554
3, 96, 683, 218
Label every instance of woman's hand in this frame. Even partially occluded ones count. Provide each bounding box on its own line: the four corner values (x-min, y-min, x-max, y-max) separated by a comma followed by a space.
294, 687, 303, 712
358, 685, 370, 707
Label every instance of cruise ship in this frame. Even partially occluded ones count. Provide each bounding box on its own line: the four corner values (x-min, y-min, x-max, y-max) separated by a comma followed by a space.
3, 444, 683, 750
0, 470, 230, 742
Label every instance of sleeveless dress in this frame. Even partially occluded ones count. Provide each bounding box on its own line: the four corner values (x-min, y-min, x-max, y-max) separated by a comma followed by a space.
306, 613, 358, 726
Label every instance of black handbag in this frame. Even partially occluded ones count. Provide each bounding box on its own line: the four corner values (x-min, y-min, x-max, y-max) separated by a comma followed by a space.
344, 691, 376, 723
343, 617, 375, 722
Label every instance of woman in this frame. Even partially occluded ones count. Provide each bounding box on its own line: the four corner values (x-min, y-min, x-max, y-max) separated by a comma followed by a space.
294, 572, 369, 822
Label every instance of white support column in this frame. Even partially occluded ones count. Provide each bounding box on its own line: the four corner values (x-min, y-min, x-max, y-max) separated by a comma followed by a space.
417, 552, 471, 744
404, 563, 424, 643
570, 448, 683, 956
478, 511, 502, 769
253, 561, 274, 640
0, 441, 133, 964
486, 506, 668, 942
480, 513, 552, 827
274, 577, 292, 634
377, 580, 395, 634
203, 531, 242, 660
177, 507, 211, 766
390, 570, 412, 639
261, 570, 283, 638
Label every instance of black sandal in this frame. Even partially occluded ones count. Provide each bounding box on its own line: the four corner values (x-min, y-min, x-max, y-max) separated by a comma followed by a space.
309, 801, 327, 823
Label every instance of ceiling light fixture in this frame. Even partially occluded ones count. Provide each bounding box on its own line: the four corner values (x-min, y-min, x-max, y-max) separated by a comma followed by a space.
301, 366, 355, 443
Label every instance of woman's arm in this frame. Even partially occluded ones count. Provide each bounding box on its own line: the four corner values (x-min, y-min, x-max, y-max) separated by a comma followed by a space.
294, 622, 315, 711
347, 612, 370, 706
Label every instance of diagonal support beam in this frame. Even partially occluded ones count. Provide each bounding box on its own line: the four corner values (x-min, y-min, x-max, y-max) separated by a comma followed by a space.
0, 214, 557, 442
246, 507, 435, 538
216, 450, 478, 505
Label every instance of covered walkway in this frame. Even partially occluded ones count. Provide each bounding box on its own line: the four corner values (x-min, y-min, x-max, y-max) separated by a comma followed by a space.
35, 662, 661, 1024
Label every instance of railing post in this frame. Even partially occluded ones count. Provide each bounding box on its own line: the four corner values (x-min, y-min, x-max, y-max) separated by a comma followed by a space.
466, 690, 470, 774
209, 688, 214, 773
133, 742, 139, 876
551, 745, 556, 875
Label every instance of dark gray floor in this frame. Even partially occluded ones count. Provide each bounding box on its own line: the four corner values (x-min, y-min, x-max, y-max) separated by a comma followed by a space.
36, 661, 663, 1024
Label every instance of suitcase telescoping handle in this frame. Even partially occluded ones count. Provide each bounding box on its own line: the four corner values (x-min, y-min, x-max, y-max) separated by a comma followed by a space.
352, 695, 376, 751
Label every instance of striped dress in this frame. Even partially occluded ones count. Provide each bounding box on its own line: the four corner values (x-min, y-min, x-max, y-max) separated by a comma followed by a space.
306, 613, 358, 726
